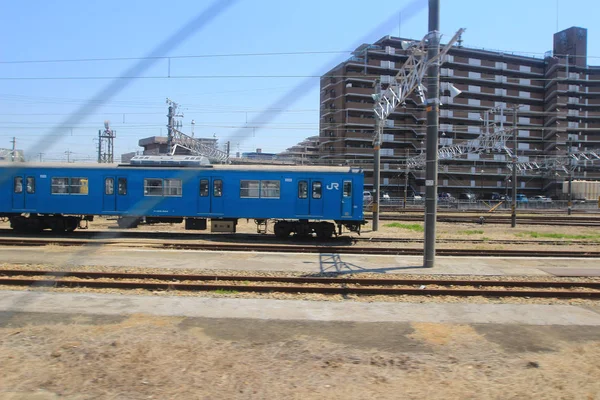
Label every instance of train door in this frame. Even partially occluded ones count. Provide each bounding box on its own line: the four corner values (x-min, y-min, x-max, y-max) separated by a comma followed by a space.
341, 180, 353, 218
211, 177, 224, 215
295, 179, 310, 216
309, 180, 323, 217
102, 177, 116, 212
116, 177, 128, 212
197, 177, 224, 215
11, 175, 36, 211
103, 176, 128, 213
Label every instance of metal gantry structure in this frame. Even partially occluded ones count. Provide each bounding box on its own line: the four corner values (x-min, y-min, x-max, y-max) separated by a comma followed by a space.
165, 98, 230, 163
370, 27, 465, 233
97, 120, 115, 163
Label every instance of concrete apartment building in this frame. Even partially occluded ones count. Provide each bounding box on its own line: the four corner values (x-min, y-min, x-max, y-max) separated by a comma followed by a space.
319, 26, 600, 199
278, 136, 321, 163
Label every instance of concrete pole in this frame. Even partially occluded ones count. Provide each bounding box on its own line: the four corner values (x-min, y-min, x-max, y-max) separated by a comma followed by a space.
423, 0, 440, 268
11, 137, 16, 162
568, 139, 572, 215
403, 148, 409, 209
372, 79, 382, 231
511, 107, 518, 228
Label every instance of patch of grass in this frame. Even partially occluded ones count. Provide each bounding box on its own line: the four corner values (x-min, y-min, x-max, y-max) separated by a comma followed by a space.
213, 289, 239, 295
384, 223, 424, 232
459, 230, 484, 235
517, 231, 600, 241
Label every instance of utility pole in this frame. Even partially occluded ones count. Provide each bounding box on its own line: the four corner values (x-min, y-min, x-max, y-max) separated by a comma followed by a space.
403, 148, 409, 209
65, 150, 73, 163
372, 79, 382, 231
567, 138, 573, 215
10, 137, 16, 162
423, 0, 441, 268
226, 141, 231, 158
38, 153, 44, 162
511, 106, 518, 228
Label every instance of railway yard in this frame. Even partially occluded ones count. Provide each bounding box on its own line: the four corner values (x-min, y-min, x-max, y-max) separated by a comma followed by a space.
1, 213, 600, 399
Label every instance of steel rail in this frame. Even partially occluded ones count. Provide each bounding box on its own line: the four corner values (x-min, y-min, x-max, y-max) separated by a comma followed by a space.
0, 238, 599, 257
0, 270, 598, 299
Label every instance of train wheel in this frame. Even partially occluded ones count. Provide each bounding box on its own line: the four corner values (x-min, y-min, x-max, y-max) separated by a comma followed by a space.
315, 223, 334, 240
274, 222, 291, 238
65, 218, 79, 232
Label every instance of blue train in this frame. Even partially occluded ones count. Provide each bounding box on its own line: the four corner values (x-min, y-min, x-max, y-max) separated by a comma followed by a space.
0, 156, 365, 238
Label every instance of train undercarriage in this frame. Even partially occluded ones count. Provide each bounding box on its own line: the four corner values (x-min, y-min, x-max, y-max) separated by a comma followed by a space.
7, 214, 92, 233
4, 214, 363, 239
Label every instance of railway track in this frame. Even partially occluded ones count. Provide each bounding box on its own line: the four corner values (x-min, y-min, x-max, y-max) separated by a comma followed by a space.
374, 215, 600, 227
0, 237, 599, 258
1, 269, 598, 299
0, 229, 595, 246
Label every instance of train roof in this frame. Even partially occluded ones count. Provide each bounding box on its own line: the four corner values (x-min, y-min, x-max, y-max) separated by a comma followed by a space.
0, 162, 361, 174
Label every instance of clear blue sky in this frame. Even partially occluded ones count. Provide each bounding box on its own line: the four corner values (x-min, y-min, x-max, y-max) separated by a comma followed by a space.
0, 0, 598, 162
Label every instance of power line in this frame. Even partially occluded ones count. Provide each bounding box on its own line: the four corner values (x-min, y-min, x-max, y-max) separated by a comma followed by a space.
0, 50, 354, 65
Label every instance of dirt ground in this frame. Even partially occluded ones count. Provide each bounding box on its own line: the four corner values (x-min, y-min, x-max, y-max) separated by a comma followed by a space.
1, 312, 600, 400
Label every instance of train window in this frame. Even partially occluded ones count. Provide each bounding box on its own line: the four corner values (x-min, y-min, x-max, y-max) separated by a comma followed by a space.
213, 180, 223, 197
164, 179, 182, 197
70, 178, 88, 195
199, 179, 209, 197
118, 178, 127, 195
26, 177, 35, 194
144, 179, 163, 196
312, 181, 322, 199
51, 177, 69, 194
343, 181, 352, 197
13, 177, 23, 194
261, 180, 280, 198
298, 181, 308, 199
105, 178, 114, 195
240, 180, 259, 198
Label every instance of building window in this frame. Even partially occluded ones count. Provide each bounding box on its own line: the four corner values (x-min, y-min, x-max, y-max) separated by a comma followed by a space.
261, 181, 280, 198
343, 181, 352, 197
468, 85, 481, 93
105, 178, 114, 195
164, 179, 182, 197
468, 58, 481, 66
519, 65, 531, 73
468, 98, 481, 106
118, 178, 127, 195
26, 177, 35, 194
312, 181, 322, 199
213, 180, 223, 197
199, 179, 209, 197
240, 180, 260, 198
14, 177, 23, 194
468, 112, 480, 120
144, 179, 163, 196
298, 181, 308, 199
468, 71, 481, 79
519, 91, 531, 99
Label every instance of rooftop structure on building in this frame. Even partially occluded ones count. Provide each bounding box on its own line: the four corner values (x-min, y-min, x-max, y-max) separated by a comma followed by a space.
319, 26, 600, 198
278, 136, 321, 163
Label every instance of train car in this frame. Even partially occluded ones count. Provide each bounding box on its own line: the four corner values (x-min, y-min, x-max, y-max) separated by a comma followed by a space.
0, 157, 365, 238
